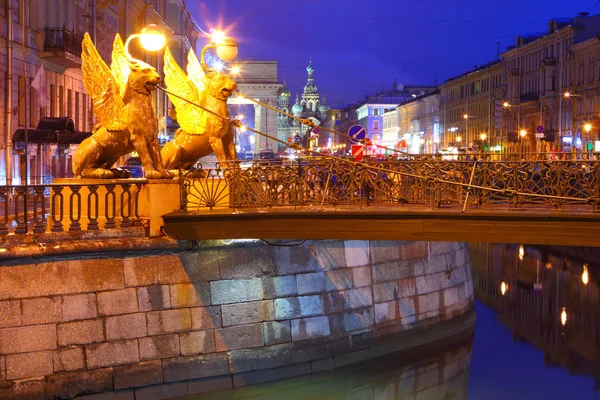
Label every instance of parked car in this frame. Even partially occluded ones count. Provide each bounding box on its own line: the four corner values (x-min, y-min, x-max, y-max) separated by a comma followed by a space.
244, 151, 255, 161
118, 157, 144, 178
259, 150, 281, 164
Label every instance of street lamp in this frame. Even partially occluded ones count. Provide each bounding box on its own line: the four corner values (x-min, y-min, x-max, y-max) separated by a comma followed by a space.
520, 129, 527, 159
124, 24, 167, 57
480, 132, 487, 153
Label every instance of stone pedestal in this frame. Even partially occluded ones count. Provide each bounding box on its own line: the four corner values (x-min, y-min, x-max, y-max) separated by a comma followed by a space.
49, 178, 180, 237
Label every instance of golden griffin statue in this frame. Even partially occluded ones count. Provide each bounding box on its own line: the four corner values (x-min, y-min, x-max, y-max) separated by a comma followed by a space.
160, 47, 239, 170
73, 33, 171, 179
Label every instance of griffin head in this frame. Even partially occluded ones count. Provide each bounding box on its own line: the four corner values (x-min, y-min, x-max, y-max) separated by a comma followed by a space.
128, 59, 161, 95
204, 71, 238, 101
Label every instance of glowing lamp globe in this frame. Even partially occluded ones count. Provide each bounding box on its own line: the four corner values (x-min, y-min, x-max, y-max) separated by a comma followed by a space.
216, 38, 238, 62
140, 24, 166, 51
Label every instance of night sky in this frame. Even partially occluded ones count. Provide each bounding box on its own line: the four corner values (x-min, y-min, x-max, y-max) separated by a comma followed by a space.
190, 1, 598, 107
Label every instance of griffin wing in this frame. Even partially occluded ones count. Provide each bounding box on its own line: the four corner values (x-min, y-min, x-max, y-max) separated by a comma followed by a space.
81, 33, 126, 131
110, 34, 131, 98
163, 46, 205, 135
186, 48, 205, 93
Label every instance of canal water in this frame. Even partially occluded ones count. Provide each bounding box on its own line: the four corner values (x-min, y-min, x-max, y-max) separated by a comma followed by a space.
179, 244, 600, 399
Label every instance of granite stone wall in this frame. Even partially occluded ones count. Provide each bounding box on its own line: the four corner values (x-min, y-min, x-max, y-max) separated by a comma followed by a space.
0, 240, 473, 399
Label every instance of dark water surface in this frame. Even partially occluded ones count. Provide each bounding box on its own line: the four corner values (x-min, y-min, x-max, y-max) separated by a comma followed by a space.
180, 244, 600, 399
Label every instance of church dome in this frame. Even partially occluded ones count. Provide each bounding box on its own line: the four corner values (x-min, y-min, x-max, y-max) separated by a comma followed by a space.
306, 60, 314, 74
292, 102, 303, 114
279, 87, 291, 97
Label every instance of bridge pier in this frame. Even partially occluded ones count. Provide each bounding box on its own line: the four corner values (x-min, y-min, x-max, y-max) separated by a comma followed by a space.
0, 239, 474, 398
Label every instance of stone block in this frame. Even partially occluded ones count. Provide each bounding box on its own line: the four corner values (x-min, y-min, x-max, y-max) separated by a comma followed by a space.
400, 241, 429, 261
296, 272, 325, 295
53, 347, 85, 372
263, 320, 291, 345
314, 241, 346, 270
190, 306, 222, 330
232, 369, 276, 387
399, 278, 417, 298
369, 241, 402, 264
146, 309, 191, 335
85, 340, 139, 369
57, 319, 104, 346
0, 324, 56, 354
221, 301, 274, 327
106, 313, 147, 340
344, 240, 370, 267
227, 343, 292, 373
418, 292, 440, 314
6, 351, 53, 379
114, 360, 163, 390
61, 294, 96, 322
139, 334, 179, 361
443, 287, 460, 307
353, 266, 371, 288
187, 375, 233, 395
214, 323, 264, 351
279, 245, 317, 274
455, 248, 468, 267
291, 316, 330, 341
210, 278, 263, 305
262, 275, 297, 299
163, 353, 229, 382
123, 256, 160, 287
416, 273, 442, 295
163, 252, 221, 284
274, 296, 322, 320
97, 288, 138, 316
402, 315, 417, 326
375, 301, 395, 324
0, 259, 124, 301
0, 300, 21, 328
372, 261, 412, 283
170, 283, 211, 308
134, 381, 188, 400
219, 246, 275, 279
330, 309, 373, 334
323, 288, 372, 314
428, 254, 450, 274
399, 297, 416, 318
12, 379, 46, 400
21, 297, 61, 325
325, 269, 354, 292
373, 281, 399, 303
137, 285, 171, 311
45, 368, 114, 399
311, 357, 334, 372
179, 330, 215, 355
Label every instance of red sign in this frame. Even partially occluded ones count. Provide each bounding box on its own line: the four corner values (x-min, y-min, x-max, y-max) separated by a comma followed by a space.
287, 137, 292, 143
351, 144, 364, 162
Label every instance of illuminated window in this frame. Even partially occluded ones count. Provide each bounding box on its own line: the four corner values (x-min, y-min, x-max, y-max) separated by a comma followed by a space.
374, 121, 379, 130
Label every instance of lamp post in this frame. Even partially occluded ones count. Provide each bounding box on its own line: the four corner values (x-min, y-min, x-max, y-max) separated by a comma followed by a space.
520, 129, 527, 160
124, 24, 167, 57
463, 113, 469, 146
503, 101, 522, 157
584, 123, 592, 157
480, 132, 487, 155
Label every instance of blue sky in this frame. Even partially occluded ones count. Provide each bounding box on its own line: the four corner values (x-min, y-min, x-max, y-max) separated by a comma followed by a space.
189, 0, 600, 107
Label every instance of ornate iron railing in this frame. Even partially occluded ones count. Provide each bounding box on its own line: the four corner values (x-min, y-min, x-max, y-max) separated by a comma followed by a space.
0, 182, 142, 235
43, 27, 83, 56
181, 159, 600, 212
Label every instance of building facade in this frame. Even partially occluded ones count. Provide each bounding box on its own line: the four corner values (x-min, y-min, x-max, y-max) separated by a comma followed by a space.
502, 12, 600, 154
1, 0, 198, 184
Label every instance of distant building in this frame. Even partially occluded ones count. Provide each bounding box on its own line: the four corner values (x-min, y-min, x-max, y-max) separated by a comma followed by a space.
277, 59, 330, 151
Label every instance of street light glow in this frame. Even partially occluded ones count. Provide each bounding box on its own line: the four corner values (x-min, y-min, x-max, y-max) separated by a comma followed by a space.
582, 264, 589, 285
564, 92, 571, 98
503, 101, 510, 108
480, 133, 487, 141
230, 65, 241, 75
456, 136, 462, 143
584, 123, 592, 133
463, 114, 469, 119
519, 129, 527, 138
211, 30, 226, 45
561, 307, 567, 326
500, 281, 508, 296
139, 24, 167, 51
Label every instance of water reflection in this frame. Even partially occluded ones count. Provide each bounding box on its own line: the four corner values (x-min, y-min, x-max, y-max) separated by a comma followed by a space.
179, 336, 473, 399
470, 243, 600, 398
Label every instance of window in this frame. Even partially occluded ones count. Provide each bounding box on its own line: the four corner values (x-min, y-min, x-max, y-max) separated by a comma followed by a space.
29, 78, 36, 127
59, 86, 64, 116
50, 85, 56, 116
67, 89, 72, 118
373, 108, 379, 116
18, 76, 26, 126
374, 121, 379, 130
75, 92, 79, 130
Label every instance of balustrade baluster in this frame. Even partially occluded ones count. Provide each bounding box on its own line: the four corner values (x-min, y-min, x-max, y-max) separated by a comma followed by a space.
104, 184, 116, 229
14, 186, 28, 234
133, 183, 142, 227
68, 186, 82, 232
51, 185, 65, 232
0, 187, 8, 234
87, 185, 99, 230
32, 186, 47, 233
120, 183, 132, 227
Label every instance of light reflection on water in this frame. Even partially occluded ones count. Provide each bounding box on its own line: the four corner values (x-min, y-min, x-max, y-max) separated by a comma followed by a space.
180, 244, 600, 399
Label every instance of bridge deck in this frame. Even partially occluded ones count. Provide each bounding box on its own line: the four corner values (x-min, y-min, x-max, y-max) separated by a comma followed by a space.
163, 204, 600, 247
